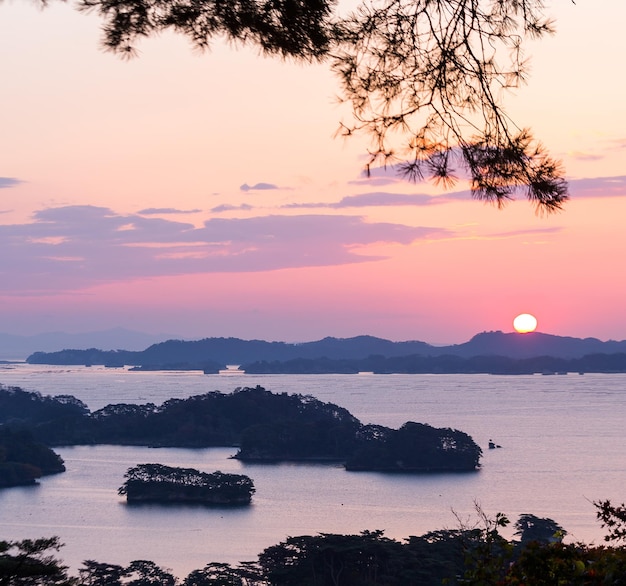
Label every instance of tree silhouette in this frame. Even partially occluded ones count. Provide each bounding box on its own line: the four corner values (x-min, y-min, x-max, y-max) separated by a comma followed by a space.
76, 0, 337, 59
334, 0, 571, 211
594, 500, 626, 544
29, 0, 570, 210
0, 537, 75, 586
514, 513, 566, 544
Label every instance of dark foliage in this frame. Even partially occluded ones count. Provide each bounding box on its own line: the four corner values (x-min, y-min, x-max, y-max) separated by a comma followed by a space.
346, 422, 482, 471
79, 560, 126, 585
503, 542, 626, 585
6, 504, 626, 584
514, 513, 566, 544
0, 385, 481, 472
121, 560, 177, 585
259, 531, 415, 586
232, 398, 480, 471
182, 562, 262, 585
237, 419, 358, 461
404, 530, 469, 585
594, 500, 626, 544
0, 530, 468, 585
118, 464, 255, 504
76, 0, 337, 60
0, 428, 65, 488
78, 559, 178, 585
0, 386, 88, 425
0, 385, 362, 448
0, 385, 92, 446
0, 537, 75, 585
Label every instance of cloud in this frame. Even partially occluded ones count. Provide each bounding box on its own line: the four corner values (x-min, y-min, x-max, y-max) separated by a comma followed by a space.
0, 205, 449, 294
0, 177, 22, 189
137, 208, 202, 215
608, 138, 626, 151
211, 203, 254, 213
334, 191, 471, 208
240, 182, 279, 192
566, 139, 626, 162
348, 166, 408, 187
283, 190, 472, 210
490, 227, 563, 238
568, 176, 626, 199
334, 176, 626, 208
567, 151, 603, 162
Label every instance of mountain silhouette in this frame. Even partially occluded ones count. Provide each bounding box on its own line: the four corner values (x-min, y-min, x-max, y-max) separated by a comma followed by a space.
444, 331, 626, 359
25, 331, 626, 370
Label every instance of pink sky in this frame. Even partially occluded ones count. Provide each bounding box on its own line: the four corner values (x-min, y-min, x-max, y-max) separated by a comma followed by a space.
1, 1, 625, 344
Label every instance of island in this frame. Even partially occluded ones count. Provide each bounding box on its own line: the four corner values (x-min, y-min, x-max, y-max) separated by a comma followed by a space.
118, 464, 255, 505
1, 385, 482, 473
0, 428, 66, 488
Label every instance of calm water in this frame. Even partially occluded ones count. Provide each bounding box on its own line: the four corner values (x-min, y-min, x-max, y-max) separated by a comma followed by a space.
0, 364, 625, 577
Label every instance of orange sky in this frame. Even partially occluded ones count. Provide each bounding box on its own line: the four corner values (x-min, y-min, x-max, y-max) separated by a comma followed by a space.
1, 1, 625, 343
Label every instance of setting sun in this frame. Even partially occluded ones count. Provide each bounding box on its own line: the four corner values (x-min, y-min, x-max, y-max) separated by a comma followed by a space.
513, 313, 538, 333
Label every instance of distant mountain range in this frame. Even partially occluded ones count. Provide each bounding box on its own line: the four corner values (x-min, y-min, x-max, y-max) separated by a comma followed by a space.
23, 331, 626, 374
0, 328, 178, 360
444, 331, 626, 359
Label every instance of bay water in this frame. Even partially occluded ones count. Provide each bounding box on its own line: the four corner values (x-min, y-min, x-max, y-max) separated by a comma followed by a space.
0, 364, 624, 577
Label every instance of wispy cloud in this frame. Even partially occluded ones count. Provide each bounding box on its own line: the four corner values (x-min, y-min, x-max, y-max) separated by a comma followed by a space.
490, 227, 563, 238
0, 177, 21, 189
0, 205, 449, 294
568, 175, 626, 198
342, 176, 626, 207
567, 151, 603, 162
608, 138, 626, 151
283, 190, 472, 209
567, 138, 626, 162
282, 176, 626, 211
348, 165, 408, 187
211, 203, 254, 213
137, 208, 202, 215
240, 182, 280, 192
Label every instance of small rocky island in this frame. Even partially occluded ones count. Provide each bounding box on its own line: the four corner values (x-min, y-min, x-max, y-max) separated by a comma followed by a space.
118, 464, 255, 505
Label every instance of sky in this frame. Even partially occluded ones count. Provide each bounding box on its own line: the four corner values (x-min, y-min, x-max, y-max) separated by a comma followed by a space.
1, 0, 626, 344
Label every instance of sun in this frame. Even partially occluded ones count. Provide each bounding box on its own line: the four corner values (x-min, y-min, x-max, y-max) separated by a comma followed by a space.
513, 313, 538, 333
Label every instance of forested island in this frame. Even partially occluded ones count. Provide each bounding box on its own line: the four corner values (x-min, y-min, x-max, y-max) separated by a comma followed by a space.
2, 503, 626, 584
118, 464, 255, 505
242, 352, 626, 374
0, 385, 482, 473
0, 427, 65, 488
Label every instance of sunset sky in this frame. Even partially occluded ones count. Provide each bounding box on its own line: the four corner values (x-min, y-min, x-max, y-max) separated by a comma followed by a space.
1, 0, 625, 344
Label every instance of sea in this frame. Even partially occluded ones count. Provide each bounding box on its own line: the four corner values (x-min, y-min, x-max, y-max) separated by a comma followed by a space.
0, 364, 624, 578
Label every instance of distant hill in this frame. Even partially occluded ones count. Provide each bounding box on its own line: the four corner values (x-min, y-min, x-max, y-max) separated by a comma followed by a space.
137, 335, 435, 365
444, 331, 626, 359
0, 328, 179, 360
25, 331, 626, 372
